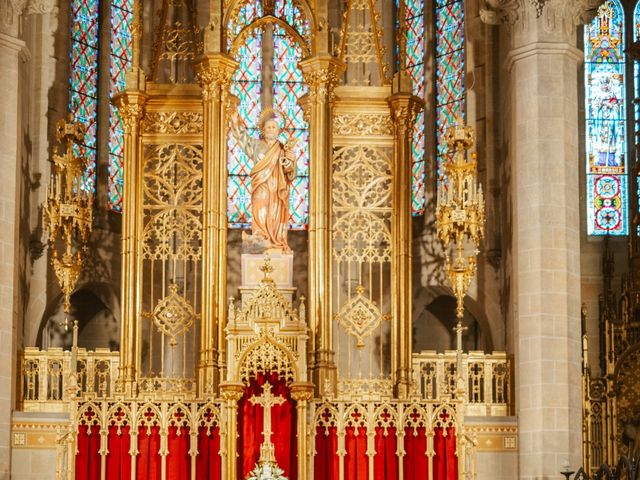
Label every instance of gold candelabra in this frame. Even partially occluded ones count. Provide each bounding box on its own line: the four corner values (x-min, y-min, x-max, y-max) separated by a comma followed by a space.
435, 118, 485, 393
43, 116, 93, 330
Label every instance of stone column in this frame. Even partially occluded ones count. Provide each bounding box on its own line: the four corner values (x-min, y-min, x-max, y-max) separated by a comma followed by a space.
481, 0, 599, 476
387, 77, 423, 398
299, 56, 344, 396
0, 0, 27, 474
194, 53, 237, 396
22, 0, 59, 345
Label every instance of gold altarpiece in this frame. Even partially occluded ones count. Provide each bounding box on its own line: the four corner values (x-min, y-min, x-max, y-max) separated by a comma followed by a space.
14, 0, 514, 478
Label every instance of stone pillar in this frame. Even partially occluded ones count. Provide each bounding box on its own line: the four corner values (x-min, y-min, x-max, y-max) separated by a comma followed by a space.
299, 55, 344, 396
481, 0, 599, 476
0, 0, 27, 474
194, 53, 237, 395
387, 78, 423, 398
22, 0, 59, 345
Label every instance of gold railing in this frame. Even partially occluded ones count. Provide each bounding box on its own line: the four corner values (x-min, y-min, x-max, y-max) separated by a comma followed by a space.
19, 347, 120, 412
411, 350, 512, 416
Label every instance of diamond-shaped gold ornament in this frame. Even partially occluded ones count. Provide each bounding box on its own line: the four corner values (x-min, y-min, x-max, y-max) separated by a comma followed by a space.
147, 283, 197, 346
335, 285, 386, 348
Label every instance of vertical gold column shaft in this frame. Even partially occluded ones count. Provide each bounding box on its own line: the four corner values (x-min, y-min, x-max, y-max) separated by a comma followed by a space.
114, 91, 147, 396
300, 56, 345, 395
387, 91, 422, 398
219, 382, 244, 479
291, 382, 314, 478
194, 54, 238, 396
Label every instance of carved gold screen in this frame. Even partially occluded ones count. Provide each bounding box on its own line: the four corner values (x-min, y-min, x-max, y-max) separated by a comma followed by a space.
332, 100, 394, 395
138, 97, 204, 395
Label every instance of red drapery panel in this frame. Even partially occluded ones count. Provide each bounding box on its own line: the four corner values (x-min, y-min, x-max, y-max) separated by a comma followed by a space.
166, 426, 191, 480
106, 425, 131, 480
237, 372, 297, 479
433, 427, 457, 480
136, 425, 161, 480
374, 426, 398, 480
196, 426, 222, 480
345, 426, 368, 480
314, 426, 339, 480
76, 424, 101, 480
403, 426, 428, 480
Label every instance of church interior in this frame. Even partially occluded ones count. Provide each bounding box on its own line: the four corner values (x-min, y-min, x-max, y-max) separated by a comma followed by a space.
1, 0, 640, 478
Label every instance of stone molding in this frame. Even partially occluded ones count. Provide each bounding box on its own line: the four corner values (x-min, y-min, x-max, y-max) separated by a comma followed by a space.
0, 0, 27, 36
0, 31, 26, 54
504, 40, 583, 71
0, 0, 56, 36
481, 0, 603, 36
24, 0, 56, 15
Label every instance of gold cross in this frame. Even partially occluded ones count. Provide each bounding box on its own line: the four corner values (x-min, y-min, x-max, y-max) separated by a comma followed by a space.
249, 381, 286, 464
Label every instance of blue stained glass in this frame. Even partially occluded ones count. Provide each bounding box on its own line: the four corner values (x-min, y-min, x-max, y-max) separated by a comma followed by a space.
228, 29, 263, 228
69, 0, 100, 193
585, 0, 628, 235
108, 0, 134, 212
435, 0, 465, 182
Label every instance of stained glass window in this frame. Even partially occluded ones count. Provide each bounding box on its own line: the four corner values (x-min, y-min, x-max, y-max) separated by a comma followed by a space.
403, 0, 426, 215
227, 10, 309, 229
435, 0, 465, 180
275, 0, 310, 38
69, 0, 100, 193
107, 0, 134, 212
228, 30, 263, 228
585, 0, 628, 235
273, 25, 309, 229
634, 1, 640, 131
69, 0, 133, 210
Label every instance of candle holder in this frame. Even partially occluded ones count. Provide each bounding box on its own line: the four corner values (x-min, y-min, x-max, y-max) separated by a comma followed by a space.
43, 116, 93, 330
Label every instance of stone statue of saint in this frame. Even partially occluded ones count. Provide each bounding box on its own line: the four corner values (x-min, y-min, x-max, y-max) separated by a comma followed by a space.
230, 108, 296, 254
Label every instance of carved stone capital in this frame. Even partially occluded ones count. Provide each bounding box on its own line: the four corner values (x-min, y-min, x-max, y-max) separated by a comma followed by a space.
299, 55, 345, 104
24, 0, 56, 15
0, 0, 27, 36
289, 382, 315, 403
387, 93, 424, 137
112, 91, 147, 135
219, 381, 245, 402
481, 0, 603, 37
193, 53, 237, 102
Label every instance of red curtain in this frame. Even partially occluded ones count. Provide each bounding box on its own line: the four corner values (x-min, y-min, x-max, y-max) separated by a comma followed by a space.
404, 426, 428, 480
374, 426, 398, 480
196, 426, 222, 480
136, 425, 161, 480
76, 424, 101, 480
345, 426, 368, 480
314, 426, 339, 480
167, 426, 191, 480
106, 425, 131, 480
237, 372, 297, 479
433, 427, 457, 480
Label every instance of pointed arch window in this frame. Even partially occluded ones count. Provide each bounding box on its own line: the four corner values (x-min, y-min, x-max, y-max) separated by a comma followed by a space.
68, 0, 134, 211
226, 1, 310, 229
585, 0, 628, 235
